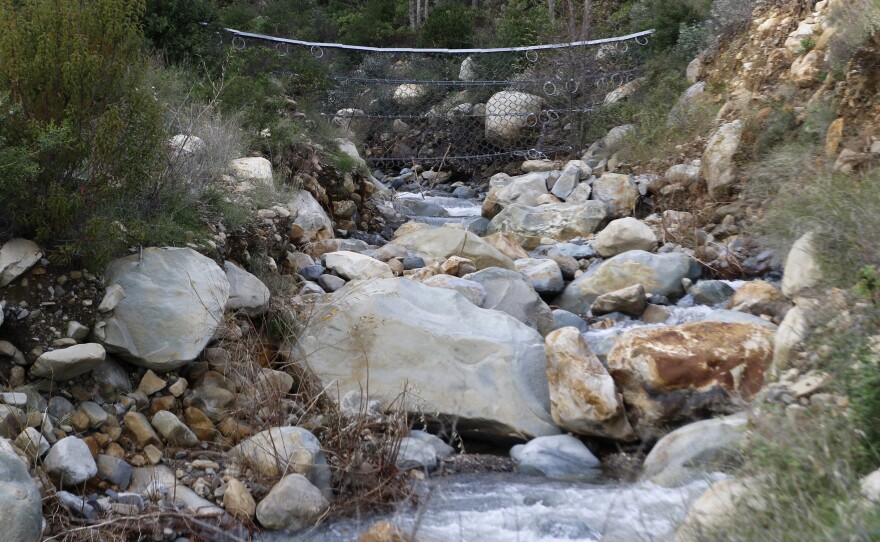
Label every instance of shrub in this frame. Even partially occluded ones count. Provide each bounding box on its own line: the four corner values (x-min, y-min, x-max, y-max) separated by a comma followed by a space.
417, 2, 478, 49
631, 0, 709, 52
143, 0, 219, 63
494, 0, 552, 47
0, 0, 169, 264
827, 0, 880, 71
335, 0, 411, 46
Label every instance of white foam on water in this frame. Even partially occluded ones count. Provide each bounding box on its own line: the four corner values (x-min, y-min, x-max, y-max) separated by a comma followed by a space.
396, 192, 482, 218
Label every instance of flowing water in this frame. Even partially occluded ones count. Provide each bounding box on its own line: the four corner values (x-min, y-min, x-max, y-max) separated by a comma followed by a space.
275, 473, 723, 542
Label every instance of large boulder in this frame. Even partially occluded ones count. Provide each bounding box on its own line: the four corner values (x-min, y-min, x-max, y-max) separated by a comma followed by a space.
594, 217, 657, 257
591, 174, 638, 217
462, 268, 555, 336
607, 322, 774, 440
0, 239, 42, 288
555, 250, 701, 315
229, 157, 272, 187
386, 228, 514, 270
0, 451, 42, 542
228, 427, 331, 498
224, 261, 271, 317
482, 172, 550, 219
545, 328, 635, 441
289, 190, 334, 243
485, 91, 544, 140
291, 278, 559, 440
641, 413, 747, 486
95, 248, 230, 371
702, 120, 744, 198
486, 202, 608, 250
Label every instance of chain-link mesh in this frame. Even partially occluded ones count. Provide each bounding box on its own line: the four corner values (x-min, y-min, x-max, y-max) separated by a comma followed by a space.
226, 30, 653, 170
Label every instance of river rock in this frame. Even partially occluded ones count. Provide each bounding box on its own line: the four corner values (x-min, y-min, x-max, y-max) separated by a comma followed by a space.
393, 198, 450, 218
676, 477, 766, 542
641, 413, 747, 486
224, 261, 271, 317
486, 202, 608, 250
688, 280, 735, 305
387, 228, 514, 270
591, 284, 647, 317
781, 232, 822, 297
224, 478, 256, 519
463, 268, 555, 336
151, 411, 198, 447
0, 239, 42, 287
515, 258, 565, 295
545, 328, 636, 441
483, 232, 531, 260
420, 275, 485, 306
700, 309, 778, 330
482, 172, 551, 218
31, 343, 106, 381
591, 174, 638, 217
702, 120, 744, 198
256, 474, 330, 531
550, 163, 581, 200
607, 322, 774, 440
0, 451, 42, 542
551, 309, 588, 332
594, 217, 657, 257
485, 91, 544, 140
97, 248, 230, 371
555, 251, 701, 315
44, 436, 98, 486
393, 437, 438, 471
324, 251, 393, 281
727, 280, 790, 322
318, 274, 346, 292
129, 465, 222, 515
292, 278, 559, 440
510, 435, 599, 480
409, 430, 455, 459
290, 190, 334, 243
228, 427, 331, 497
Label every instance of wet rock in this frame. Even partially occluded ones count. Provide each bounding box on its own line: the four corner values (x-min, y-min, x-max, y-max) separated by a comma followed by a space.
688, 280, 735, 306
510, 435, 599, 480
545, 328, 635, 441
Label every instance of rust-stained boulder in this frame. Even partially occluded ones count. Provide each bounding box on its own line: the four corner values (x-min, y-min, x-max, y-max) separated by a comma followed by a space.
545, 328, 636, 441
607, 322, 774, 441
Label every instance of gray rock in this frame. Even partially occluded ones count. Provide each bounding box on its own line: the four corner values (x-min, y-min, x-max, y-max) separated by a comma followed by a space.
510, 435, 599, 480
392, 437, 438, 471
700, 309, 778, 330
591, 174, 638, 217
96, 454, 133, 489
291, 278, 559, 440
151, 411, 199, 447
421, 275, 486, 306
689, 280, 735, 305
317, 274, 346, 292
514, 258, 565, 295
66, 321, 90, 341
409, 430, 455, 459
298, 265, 325, 281
487, 202, 607, 250
463, 268, 555, 336
129, 465, 222, 515
555, 250, 701, 315
781, 232, 822, 297
641, 414, 747, 487
452, 186, 476, 199
31, 343, 106, 381
591, 284, 647, 317
224, 261, 271, 317
388, 228, 514, 270
0, 239, 42, 287
56, 490, 98, 520
14, 427, 49, 457
256, 474, 330, 531
78, 402, 108, 428
550, 163, 580, 200
0, 451, 42, 542
48, 397, 75, 420
402, 256, 426, 270
0, 405, 24, 439
44, 436, 98, 486
594, 217, 657, 257
229, 427, 331, 498
551, 309, 588, 333
324, 251, 393, 281
97, 248, 230, 371
702, 120, 744, 198
289, 190, 334, 243
92, 358, 132, 393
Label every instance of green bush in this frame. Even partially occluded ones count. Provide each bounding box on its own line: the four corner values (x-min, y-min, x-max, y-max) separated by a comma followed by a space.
494, 0, 552, 47
631, 0, 709, 52
0, 0, 169, 264
143, 0, 219, 63
334, 0, 411, 46
417, 2, 478, 49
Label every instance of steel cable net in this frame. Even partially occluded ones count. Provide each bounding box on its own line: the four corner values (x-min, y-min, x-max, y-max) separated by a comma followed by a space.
228, 31, 652, 170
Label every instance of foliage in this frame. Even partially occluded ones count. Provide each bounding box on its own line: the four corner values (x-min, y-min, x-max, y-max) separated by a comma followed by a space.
0, 0, 170, 265
827, 0, 880, 73
631, 0, 710, 52
333, 0, 412, 46
143, 0, 219, 63
494, 0, 552, 47
417, 2, 478, 49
